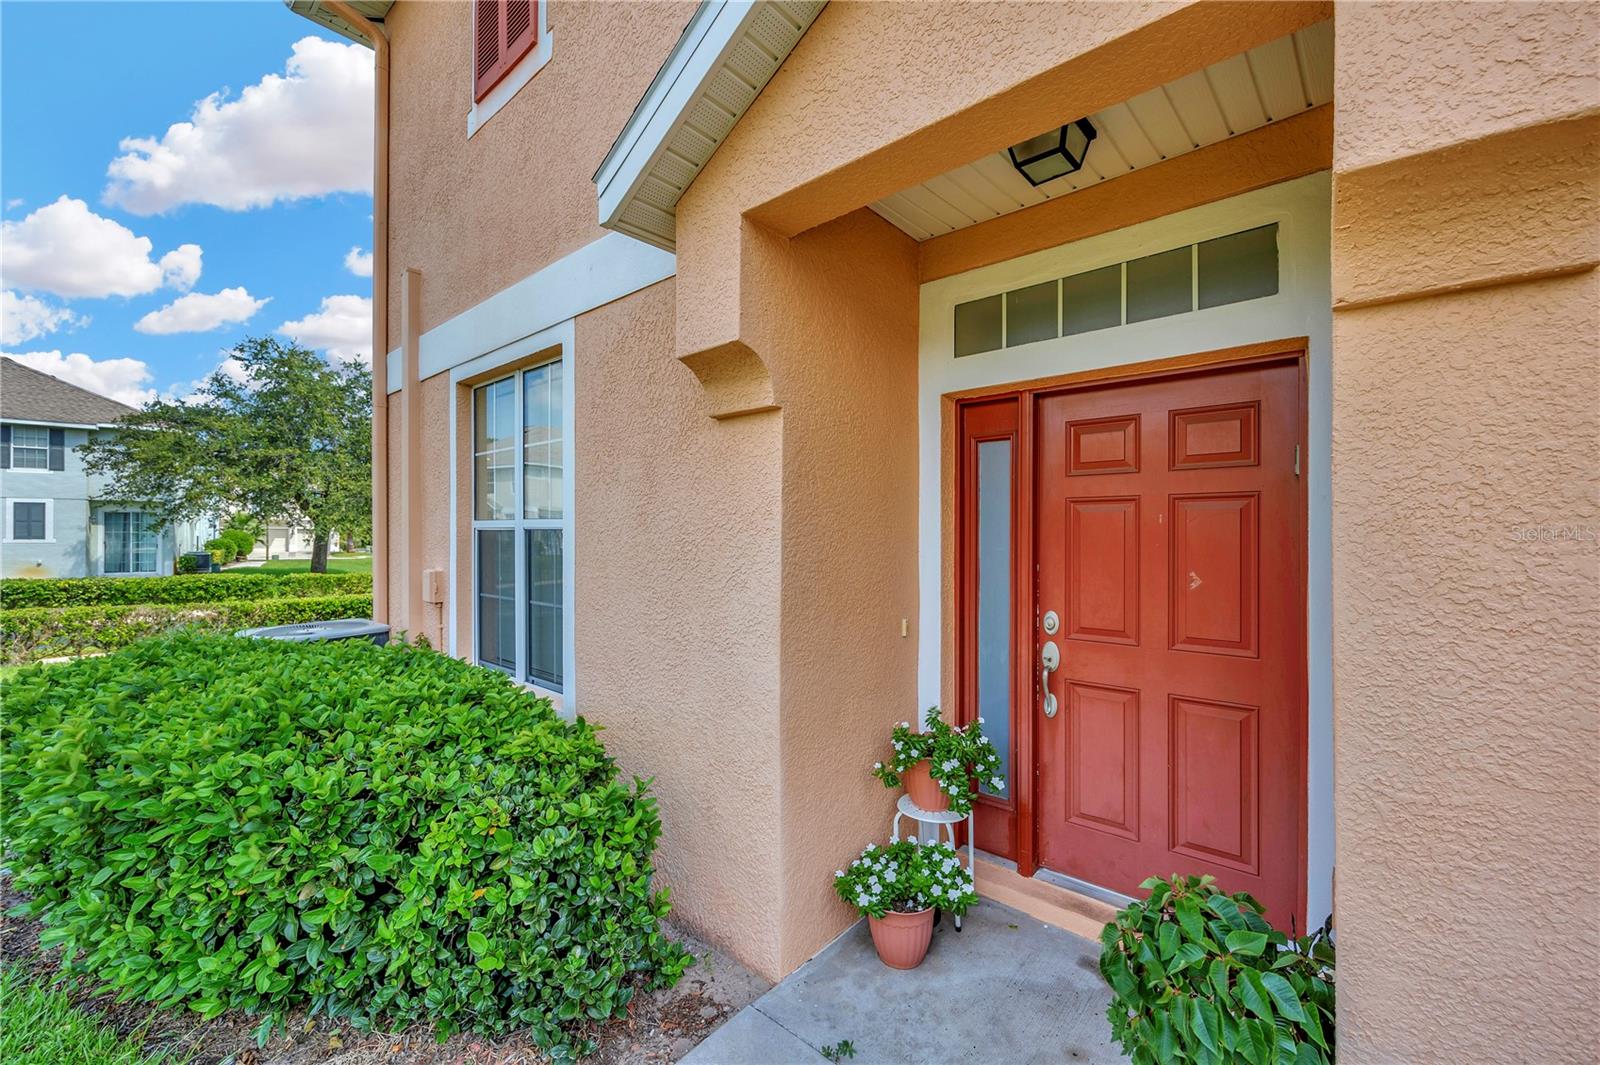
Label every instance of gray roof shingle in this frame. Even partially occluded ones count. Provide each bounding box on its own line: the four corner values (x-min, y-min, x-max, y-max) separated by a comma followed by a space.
1, 357, 139, 427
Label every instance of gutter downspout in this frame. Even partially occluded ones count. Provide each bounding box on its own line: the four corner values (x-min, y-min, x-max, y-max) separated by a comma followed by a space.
324, 1, 389, 623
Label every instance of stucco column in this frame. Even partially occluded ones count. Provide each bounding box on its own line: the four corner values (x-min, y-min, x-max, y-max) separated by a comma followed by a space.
1330, 4, 1598, 1060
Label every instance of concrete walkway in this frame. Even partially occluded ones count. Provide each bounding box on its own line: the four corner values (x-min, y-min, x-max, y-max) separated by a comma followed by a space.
682, 899, 1120, 1065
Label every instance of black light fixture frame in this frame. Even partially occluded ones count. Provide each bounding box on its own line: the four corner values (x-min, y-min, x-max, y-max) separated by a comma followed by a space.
1007, 117, 1098, 187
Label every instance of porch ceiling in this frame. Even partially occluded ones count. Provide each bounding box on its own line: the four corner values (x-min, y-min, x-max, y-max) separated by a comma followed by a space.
869, 20, 1333, 242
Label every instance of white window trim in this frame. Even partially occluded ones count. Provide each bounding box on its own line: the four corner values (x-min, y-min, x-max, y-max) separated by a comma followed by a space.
4, 498, 54, 543
451, 318, 577, 717
467, 0, 553, 138
101, 507, 161, 576
9, 425, 53, 470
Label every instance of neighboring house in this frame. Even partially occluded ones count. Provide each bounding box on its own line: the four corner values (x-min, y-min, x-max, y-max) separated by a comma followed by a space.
246, 524, 342, 560
287, 2, 1596, 1060
0, 358, 218, 578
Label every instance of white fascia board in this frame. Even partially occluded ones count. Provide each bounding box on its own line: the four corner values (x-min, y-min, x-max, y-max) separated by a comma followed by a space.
384, 231, 675, 392
594, 1, 824, 252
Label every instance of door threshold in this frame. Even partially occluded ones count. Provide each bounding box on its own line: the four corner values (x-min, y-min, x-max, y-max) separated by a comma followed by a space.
972, 850, 1121, 943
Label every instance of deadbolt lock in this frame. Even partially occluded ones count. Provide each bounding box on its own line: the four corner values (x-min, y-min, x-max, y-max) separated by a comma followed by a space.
1042, 610, 1060, 635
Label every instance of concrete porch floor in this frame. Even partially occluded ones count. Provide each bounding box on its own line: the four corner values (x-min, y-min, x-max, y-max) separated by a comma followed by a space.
682, 899, 1120, 1065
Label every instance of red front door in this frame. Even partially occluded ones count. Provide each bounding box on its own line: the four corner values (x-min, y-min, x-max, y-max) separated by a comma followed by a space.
1033, 359, 1305, 928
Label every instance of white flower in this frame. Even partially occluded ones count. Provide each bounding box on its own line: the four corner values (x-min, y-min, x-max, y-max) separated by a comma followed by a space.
835, 870, 845, 878
978, 716, 985, 723
932, 884, 944, 896
991, 776, 1005, 789
900, 721, 910, 729
884, 869, 897, 883
873, 761, 883, 770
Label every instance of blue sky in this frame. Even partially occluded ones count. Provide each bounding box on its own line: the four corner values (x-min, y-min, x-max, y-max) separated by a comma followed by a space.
1, 1, 375, 404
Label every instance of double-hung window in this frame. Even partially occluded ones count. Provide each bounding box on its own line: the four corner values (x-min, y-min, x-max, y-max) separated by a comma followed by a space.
104, 511, 158, 574
9, 426, 51, 469
472, 357, 566, 692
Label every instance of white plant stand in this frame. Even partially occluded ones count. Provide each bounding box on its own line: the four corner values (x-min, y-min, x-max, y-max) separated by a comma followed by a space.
890, 794, 976, 930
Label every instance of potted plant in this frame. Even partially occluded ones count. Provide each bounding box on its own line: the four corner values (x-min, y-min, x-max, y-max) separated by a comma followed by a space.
871, 707, 1004, 815
834, 838, 978, 969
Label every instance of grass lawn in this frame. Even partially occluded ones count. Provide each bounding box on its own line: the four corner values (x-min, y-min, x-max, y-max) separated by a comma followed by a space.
251, 553, 372, 574
0, 968, 179, 1064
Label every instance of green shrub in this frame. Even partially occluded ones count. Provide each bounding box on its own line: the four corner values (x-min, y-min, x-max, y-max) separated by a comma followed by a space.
176, 553, 200, 575
0, 571, 370, 610
1, 635, 691, 1059
0, 593, 372, 663
1099, 875, 1335, 1065
220, 529, 255, 561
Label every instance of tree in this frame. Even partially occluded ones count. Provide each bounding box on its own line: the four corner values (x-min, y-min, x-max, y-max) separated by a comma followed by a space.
83, 337, 371, 573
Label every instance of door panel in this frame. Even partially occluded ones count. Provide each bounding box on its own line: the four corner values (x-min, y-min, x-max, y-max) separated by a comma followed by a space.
1034, 359, 1303, 929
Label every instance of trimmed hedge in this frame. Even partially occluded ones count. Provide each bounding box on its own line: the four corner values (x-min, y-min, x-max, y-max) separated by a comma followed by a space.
0, 572, 370, 610
1, 635, 691, 1058
0, 594, 373, 663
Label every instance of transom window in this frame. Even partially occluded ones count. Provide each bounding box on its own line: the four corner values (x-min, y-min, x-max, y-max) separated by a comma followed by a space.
10, 426, 50, 469
472, 358, 566, 691
104, 511, 158, 574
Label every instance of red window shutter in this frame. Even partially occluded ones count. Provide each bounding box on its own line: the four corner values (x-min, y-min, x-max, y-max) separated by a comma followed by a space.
474, 0, 539, 103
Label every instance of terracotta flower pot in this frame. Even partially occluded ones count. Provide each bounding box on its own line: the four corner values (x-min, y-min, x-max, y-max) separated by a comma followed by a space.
902, 759, 950, 812
867, 907, 935, 969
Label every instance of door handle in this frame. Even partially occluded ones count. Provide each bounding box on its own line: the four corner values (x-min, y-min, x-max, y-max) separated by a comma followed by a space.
1041, 640, 1060, 718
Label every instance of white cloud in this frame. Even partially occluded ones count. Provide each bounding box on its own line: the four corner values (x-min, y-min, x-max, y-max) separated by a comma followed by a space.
104, 37, 373, 215
134, 287, 268, 335
1, 291, 85, 345
3, 350, 156, 407
159, 244, 203, 291
164, 354, 254, 405
5, 198, 23, 211
0, 196, 202, 299
277, 294, 371, 365
344, 246, 373, 278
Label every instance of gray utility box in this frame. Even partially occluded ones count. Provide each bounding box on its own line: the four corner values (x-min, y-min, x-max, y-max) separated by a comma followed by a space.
236, 618, 390, 646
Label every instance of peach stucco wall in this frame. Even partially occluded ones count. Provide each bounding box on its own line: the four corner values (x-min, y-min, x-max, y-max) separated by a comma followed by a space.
1331, 3, 1599, 1060
572, 280, 787, 976
382, 0, 694, 340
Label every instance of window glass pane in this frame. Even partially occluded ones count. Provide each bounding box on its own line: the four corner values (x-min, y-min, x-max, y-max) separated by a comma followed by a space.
13, 502, 45, 540
477, 529, 516, 671
523, 360, 563, 520
1198, 224, 1279, 309
976, 439, 1012, 799
1005, 280, 1059, 347
1126, 246, 1192, 324
129, 513, 157, 572
473, 378, 515, 520
526, 528, 563, 688
954, 294, 1003, 358
1060, 264, 1123, 336
105, 512, 127, 572
12, 426, 49, 469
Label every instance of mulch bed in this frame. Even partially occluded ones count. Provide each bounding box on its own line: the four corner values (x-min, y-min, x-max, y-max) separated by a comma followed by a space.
0, 881, 768, 1065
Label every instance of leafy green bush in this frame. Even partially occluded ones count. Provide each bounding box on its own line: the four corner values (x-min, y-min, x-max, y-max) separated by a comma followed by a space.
219, 529, 255, 560
1, 635, 691, 1059
0, 594, 372, 663
0, 571, 370, 609
1099, 875, 1335, 1065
